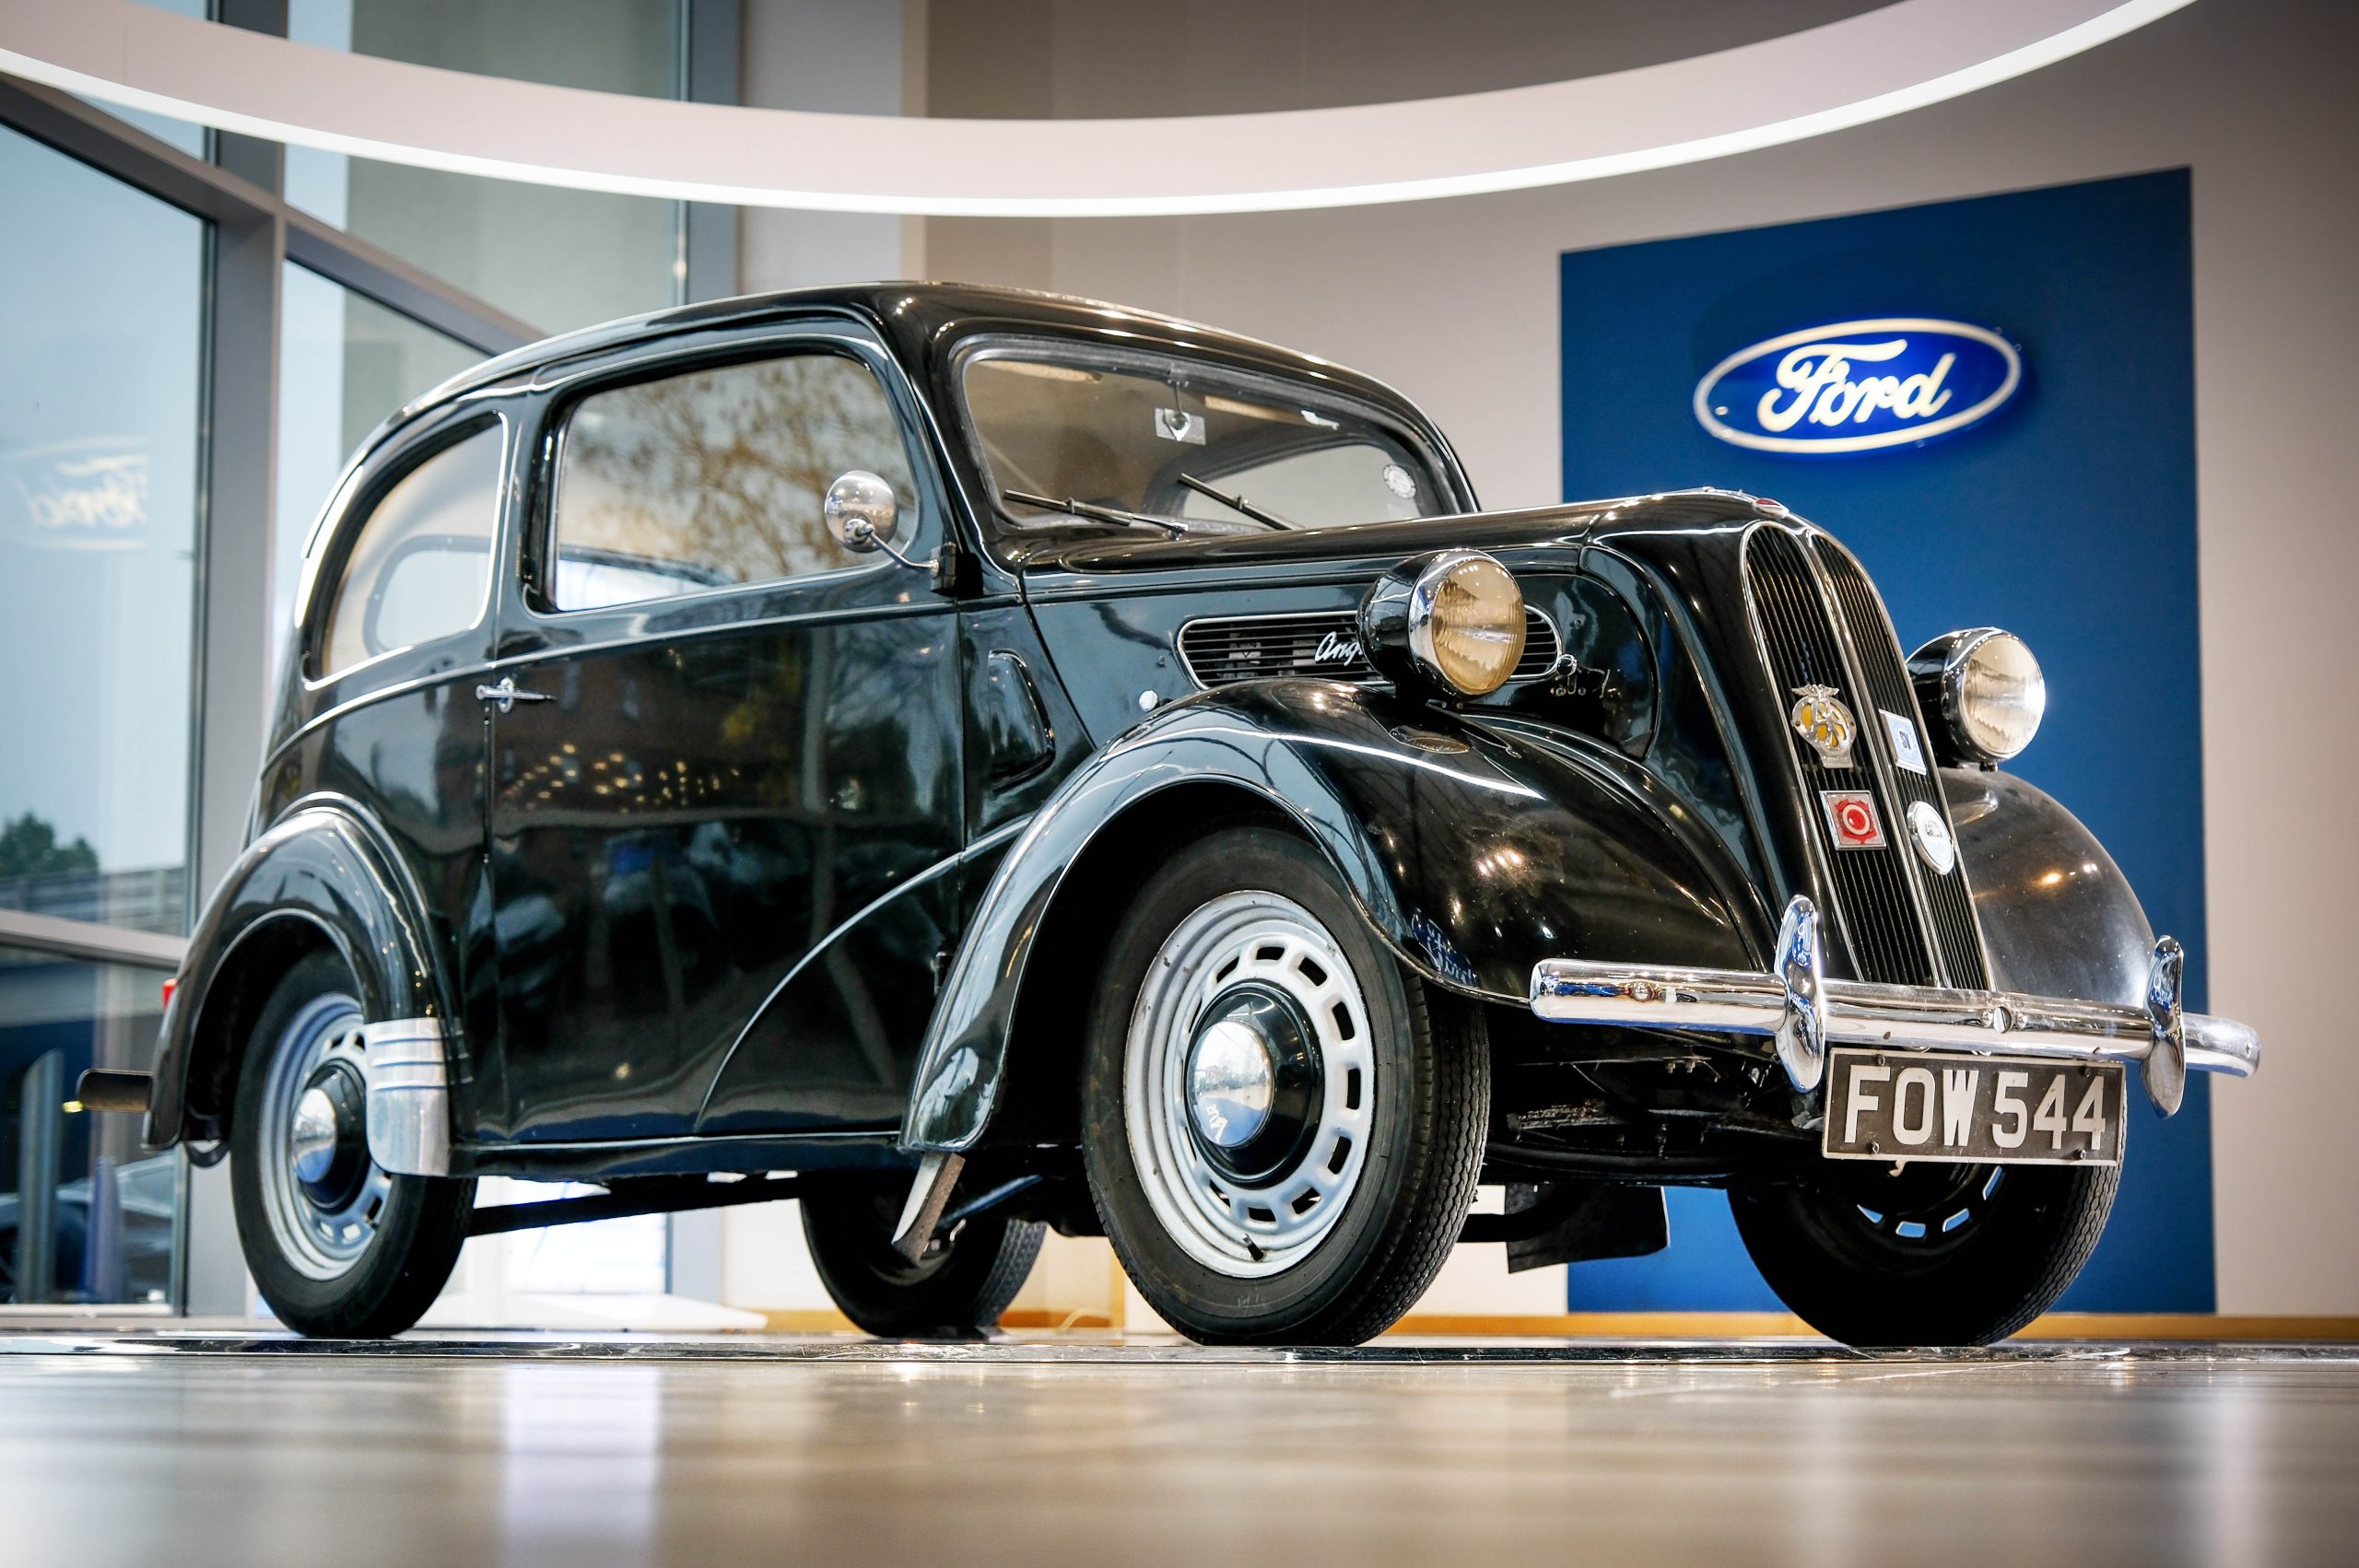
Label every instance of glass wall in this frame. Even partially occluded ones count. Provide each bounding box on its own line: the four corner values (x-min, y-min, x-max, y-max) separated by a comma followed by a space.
285, 0, 687, 333
0, 123, 206, 1305
0, 125, 205, 936
1, 0, 721, 1316
275, 263, 482, 662
0, 953, 178, 1305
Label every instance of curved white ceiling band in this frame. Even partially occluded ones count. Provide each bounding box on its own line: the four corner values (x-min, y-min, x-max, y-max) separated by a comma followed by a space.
0, 0, 2195, 216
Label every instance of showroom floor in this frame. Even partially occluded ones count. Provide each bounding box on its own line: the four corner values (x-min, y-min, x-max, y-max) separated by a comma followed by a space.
4, 1332, 2354, 1566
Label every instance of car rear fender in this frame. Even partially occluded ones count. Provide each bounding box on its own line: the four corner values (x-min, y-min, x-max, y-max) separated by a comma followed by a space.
145, 800, 457, 1151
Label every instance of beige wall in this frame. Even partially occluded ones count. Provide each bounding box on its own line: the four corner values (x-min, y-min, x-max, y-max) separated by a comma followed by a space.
911, 0, 2359, 1314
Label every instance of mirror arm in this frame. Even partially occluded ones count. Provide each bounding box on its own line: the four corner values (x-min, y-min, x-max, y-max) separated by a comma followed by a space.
846, 517, 932, 574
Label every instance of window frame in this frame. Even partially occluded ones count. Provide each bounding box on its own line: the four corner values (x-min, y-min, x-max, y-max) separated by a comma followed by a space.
522, 324, 939, 624
945, 333, 1471, 551
304, 411, 510, 685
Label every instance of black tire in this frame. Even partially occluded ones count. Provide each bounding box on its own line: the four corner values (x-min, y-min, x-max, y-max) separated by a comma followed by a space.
1731, 1158, 2118, 1347
230, 951, 474, 1338
1081, 825, 1487, 1346
802, 1176, 1044, 1338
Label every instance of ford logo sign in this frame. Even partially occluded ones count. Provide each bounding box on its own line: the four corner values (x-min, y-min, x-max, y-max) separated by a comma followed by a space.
1693, 318, 2022, 455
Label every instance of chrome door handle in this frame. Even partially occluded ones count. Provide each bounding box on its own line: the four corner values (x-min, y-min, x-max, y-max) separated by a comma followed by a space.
475, 676, 551, 714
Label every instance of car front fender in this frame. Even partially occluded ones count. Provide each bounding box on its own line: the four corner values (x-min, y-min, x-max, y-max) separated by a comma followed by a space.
899, 681, 1755, 1153
1946, 767, 2154, 1008
145, 799, 457, 1150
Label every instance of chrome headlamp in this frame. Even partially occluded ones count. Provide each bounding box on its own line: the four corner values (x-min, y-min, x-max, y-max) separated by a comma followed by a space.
1359, 550, 1526, 697
1907, 627, 2046, 766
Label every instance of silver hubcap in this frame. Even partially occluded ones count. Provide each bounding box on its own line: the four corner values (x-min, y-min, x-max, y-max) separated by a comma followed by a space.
1186, 1015, 1277, 1148
1125, 891, 1375, 1278
255, 992, 390, 1281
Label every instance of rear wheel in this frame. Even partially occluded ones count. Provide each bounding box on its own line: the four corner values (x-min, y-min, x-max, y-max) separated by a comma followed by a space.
229, 951, 474, 1337
1082, 825, 1487, 1345
802, 1176, 1043, 1338
1731, 1158, 2118, 1346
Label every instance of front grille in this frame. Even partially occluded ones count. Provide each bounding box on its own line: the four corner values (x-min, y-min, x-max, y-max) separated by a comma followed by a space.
1179, 606, 1560, 689
1816, 540, 1989, 989
1742, 527, 1938, 987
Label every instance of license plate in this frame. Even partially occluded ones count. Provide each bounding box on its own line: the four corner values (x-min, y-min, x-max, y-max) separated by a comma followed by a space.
1821, 1047, 2124, 1166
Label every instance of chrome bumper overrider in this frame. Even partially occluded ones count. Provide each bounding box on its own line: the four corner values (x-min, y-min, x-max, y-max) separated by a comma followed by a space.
1527, 896, 2259, 1117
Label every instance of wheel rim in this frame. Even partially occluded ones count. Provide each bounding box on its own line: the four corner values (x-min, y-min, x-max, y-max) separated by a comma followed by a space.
1840, 1163, 2006, 1260
254, 991, 391, 1281
1124, 891, 1375, 1279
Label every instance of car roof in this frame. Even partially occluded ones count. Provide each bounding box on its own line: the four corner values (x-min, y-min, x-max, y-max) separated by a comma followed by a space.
392, 281, 1434, 436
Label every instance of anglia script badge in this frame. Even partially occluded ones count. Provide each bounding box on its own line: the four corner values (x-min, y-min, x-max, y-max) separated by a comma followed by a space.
1790, 685, 1858, 769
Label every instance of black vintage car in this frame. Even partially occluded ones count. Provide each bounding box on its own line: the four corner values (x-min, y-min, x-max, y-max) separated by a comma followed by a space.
84, 284, 2258, 1347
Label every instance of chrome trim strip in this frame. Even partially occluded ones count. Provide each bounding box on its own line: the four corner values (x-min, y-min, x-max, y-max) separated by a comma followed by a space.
361, 1017, 452, 1176
1529, 899, 2259, 1116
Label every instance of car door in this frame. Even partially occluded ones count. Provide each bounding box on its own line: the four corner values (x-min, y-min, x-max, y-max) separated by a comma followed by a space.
480, 324, 963, 1144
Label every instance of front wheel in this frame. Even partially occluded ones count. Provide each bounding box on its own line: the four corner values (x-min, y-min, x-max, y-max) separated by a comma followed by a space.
1731, 1158, 2118, 1346
229, 951, 474, 1337
1082, 825, 1488, 1346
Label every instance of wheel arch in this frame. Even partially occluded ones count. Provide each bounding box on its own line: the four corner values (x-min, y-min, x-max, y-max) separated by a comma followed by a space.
900, 682, 1754, 1153
147, 801, 458, 1149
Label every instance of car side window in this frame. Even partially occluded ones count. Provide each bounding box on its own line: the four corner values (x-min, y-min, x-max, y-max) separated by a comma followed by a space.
317, 423, 504, 679
547, 351, 920, 612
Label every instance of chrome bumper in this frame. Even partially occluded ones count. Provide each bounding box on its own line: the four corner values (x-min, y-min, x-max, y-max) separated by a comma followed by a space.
1527, 896, 2258, 1117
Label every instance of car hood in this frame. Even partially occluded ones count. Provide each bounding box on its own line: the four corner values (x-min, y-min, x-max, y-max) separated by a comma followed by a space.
1005, 489, 1773, 576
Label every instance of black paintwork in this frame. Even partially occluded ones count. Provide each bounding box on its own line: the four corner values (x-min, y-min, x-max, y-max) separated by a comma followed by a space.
142, 283, 2143, 1191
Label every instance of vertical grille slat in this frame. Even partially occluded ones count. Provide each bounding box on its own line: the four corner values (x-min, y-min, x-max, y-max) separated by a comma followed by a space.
1814, 541, 1989, 989
1743, 528, 1938, 987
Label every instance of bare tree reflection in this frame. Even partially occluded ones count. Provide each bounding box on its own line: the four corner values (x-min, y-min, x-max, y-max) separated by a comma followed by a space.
556, 355, 916, 594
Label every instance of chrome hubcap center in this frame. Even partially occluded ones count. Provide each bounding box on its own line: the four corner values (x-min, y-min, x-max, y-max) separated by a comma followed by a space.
1186, 1015, 1278, 1149
289, 1086, 342, 1184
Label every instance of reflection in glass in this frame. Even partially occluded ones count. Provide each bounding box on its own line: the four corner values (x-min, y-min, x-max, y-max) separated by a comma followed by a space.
284, 0, 685, 333
552, 355, 919, 609
319, 425, 505, 677
0, 126, 204, 934
274, 263, 482, 670
0, 947, 179, 1305
964, 351, 1448, 533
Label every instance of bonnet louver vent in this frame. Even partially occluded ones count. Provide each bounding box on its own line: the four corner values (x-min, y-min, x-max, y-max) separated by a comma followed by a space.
1179, 607, 1559, 689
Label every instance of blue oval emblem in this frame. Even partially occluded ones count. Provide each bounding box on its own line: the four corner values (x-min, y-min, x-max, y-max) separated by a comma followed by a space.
1694, 318, 2021, 454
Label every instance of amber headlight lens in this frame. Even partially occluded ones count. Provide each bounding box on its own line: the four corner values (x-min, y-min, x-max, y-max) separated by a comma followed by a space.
1909, 627, 2045, 765
1360, 550, 1525, 697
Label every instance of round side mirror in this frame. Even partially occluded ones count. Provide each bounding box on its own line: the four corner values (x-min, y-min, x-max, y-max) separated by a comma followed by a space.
825, 470, 899, 553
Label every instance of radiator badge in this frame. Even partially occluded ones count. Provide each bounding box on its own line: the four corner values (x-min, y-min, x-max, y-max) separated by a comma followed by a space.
1907, 800, 1957, 874
1790, 685, 1858, 768
1821, 790, 1886, 850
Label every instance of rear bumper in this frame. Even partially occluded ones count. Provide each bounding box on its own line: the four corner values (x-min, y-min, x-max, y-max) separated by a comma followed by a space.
1528, 896, 2258, 1117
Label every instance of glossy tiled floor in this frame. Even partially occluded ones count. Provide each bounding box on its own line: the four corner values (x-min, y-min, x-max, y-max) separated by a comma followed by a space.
4, 1333, 2356, 1566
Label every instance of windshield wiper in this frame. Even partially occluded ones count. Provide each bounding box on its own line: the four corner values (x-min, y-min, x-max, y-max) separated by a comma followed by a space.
1177, 473, 1293, 531
1002, 488, 1188, 538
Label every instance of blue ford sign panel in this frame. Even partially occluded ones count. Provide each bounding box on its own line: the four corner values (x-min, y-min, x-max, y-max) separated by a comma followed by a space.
1693, 317, 2022, 454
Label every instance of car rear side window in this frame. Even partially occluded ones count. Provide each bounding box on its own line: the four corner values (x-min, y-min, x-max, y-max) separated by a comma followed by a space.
547, 351, 919, 611
318, 423, 504, 679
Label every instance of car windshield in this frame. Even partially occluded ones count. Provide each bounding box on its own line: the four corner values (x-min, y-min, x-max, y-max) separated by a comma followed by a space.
960, 346, 1453, 534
